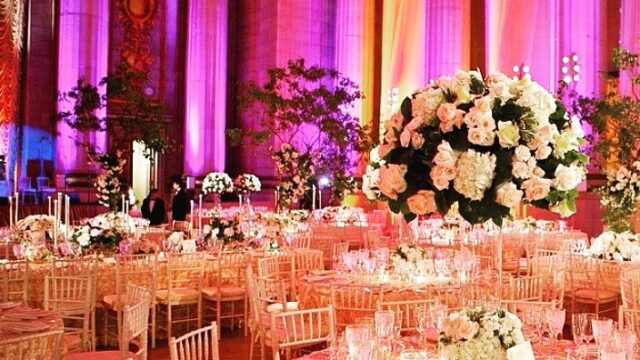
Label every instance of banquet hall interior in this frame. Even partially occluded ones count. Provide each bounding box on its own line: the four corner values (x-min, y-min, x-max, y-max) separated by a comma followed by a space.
2, 0, 640, 359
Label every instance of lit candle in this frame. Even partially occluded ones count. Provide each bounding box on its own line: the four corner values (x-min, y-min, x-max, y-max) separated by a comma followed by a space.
8, 196, 13, 228
274, 188, 279, 211
56, 192, 62, 223
48, 196, 52, 216
312, 185, 316, 211
198, 194, 203, 234
238, 193, 242, 208
318, 188, 322, 209
65, 195, 70, 239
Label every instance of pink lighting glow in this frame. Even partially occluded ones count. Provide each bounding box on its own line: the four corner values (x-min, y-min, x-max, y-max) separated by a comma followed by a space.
184, 0, 228, 176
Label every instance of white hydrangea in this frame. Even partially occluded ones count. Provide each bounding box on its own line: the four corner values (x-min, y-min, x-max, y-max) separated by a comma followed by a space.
453, 150, 497, 200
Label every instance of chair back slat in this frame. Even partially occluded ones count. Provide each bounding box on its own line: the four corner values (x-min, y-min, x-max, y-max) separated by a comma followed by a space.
0, 260, 29, 303
169, 322, 220, 360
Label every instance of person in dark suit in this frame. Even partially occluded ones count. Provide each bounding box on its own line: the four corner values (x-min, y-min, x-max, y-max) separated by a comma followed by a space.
170, 178, 190, 221
141, 188, 166, 225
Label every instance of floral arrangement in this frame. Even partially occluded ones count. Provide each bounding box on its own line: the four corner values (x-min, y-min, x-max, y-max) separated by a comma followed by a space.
372, 70, 589, 225
288, 209, 310, 223
362, 146, 382, 200
254, 211, 299, 239
272, 143, 316, 208
70, 212, 136, 253
390, 243, 431, 275
233, 173, 261, 193
589, 231, 640, 262
313, 206, 366, 225
202, 172, 234, 194
118, 238, 159, 255
202, 216, 244, 244
163, 231, 184, 252
598, 162, 640, 232
12, 243, 53, 263
438, 307, 525, 360
12, 215, 56, 243
93, 150, 126, 210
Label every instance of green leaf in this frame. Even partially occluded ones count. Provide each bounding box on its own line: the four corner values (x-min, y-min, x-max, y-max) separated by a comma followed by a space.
401, 97, 413, 120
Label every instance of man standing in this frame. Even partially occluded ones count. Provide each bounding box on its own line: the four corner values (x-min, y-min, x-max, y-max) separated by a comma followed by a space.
170, 177, 189, 221
141, 188, 166, 225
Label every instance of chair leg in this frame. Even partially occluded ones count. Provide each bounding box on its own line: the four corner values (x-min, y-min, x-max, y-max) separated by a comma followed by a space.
244, 296, 249, 336
272, 346, 280, 360
167, 304, 172, 339
249, 332, 255, 360
151, 305, 156, 348
102, 307, 109, 347
217, 300, 222, 335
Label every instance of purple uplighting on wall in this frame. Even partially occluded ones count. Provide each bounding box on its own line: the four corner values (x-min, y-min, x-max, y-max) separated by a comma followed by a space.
56, 0, 109, 173
184, 0, 228, 176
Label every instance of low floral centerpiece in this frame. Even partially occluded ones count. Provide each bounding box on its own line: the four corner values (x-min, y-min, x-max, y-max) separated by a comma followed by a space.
314, 206, 366, 225
13, 215, 56, 243
254, 212, 299, 239
589, 231, 640, 262
288, 209, 310, 223
390, 244, 432, 276
233, 173, 261, 193
202, 216, 244, 245
370, 70, 589, 225
438, 307, 525, 360
70, 212, 136, 254
202, 172, 234, 194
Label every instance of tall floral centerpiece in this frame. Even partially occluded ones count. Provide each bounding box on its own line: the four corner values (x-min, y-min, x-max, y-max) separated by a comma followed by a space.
202, 172, 233, 211
228, 59, 369, 208
234, 173, 261, 204
370, 70, 589, 225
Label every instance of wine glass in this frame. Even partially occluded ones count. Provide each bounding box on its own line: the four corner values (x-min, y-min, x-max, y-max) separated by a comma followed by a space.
574, 313, 596, 345
415, 307, 430, 343
613, 328, 637, 358
345, 324, 373, 360
546, 309, 566, 344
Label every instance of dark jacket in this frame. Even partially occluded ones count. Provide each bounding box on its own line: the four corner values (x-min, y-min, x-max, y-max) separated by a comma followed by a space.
171, 189, 190, 221
141, 197, 166, 225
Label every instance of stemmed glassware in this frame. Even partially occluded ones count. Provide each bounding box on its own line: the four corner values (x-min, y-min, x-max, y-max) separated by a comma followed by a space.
592, 318, 614, 352
546, 309, 566, 344
345, 324, 373, 360
613, 328, 637, 359
375, 310, 395, 341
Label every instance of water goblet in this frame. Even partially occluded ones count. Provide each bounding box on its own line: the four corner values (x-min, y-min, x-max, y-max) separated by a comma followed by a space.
345, 324, 372, 360
415, 308, 430, 343
613, 328, 637, 358
375, 310, 395, 341
546, 309, 566, 343
577, 313, 597, 345
592, 318, 614, 351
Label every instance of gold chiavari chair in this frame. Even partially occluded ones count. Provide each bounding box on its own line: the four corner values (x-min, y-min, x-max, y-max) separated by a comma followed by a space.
0, 328, 64, 360
290, 251, 323, 298
331, 242, 349, 270
377, 299, 435, 333
0, 260, 29, 303
269, 307, 336, 360
507, 274, 544, 301
51, 258, 98, 348
619, 306, 640, 332
202, 250, 248, 335
257, 255, 293, 297
499, 299, 557, 319
69, 288, 150, 360
169, 322, 220, 360
569, 256, 620, 318
44, 275, 93, 352
102, 254, 158, 348
310, 229, 340, 269
330, 284, 383, 331
156, 253, 204, 339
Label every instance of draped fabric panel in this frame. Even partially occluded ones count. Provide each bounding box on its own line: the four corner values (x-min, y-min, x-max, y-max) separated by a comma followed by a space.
184, 0, 228, 175
620, 0, 640, 97
424, 0, 470, 82
56, 0, 109, 173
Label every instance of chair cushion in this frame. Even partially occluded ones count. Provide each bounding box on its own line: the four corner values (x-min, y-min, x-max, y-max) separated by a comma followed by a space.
68, 350, 136, 360
265, 319, 329, 342
574, 288, 620, 301
259, 302, 300, 328
156, 288, 199, 303
102, 294, 121, 309
201, 285, 245, 299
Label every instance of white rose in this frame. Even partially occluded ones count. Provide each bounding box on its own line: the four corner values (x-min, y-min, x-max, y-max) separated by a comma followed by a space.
570, 115, 585, 138
474, 96, 494, 113
78, 233, 90, 247
553, 164, 583, 191
90, 229, 100, 237
223, 228, 235, 237
468, 128, 485, 145
495, 182, 523, 208
433, 143, 457, 168
514, 145, 531, 162
496, 121, 521, 148
522, 176, 553, 201
477, 113, 497, 131
535, 145, 552, 160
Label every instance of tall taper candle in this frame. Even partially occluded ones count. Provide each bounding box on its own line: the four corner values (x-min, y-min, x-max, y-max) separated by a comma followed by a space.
198, 194, 203, 233
57, 193, 62, 222
239, 194, 243, 208
9, 196, 13, 228
189, 200, 194, 237
318, 188, 322, 209
14, 192, 18, 223
65, 195, 70, 239
312, 185, 316, 211
121, 195, 125, 215
274, 188, 279, 211
53, 199, 58, 251
48, 196, 52, 216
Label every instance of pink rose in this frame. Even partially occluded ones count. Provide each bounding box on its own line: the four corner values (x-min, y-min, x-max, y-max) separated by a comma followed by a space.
378, 164, 408, 200
495, 182, 524, 208
442, 314, 479, 341
437, 103, 465, 133
383, 112, 404, 142
407, 190, 438, 215
411, 132, 425, 149
522, 176, 553, 201
400, 129, 412, 147
379, 142, 397, 158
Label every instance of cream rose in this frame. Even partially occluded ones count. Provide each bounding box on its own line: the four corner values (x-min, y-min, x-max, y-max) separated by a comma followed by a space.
430, 166, 454, 190
378, 164, 408, 200
442, 314, 479, 341
522, 176, 553, 201
514, 145, 531, 162
511, 161, 531, 179
496, 121, 521, 148
411, 132, 425, 149
407, 190, 438, 215
553, 164, 583, 191
535, 145, 552, 160
495, 182, 524, 208
437, 103, 465, 133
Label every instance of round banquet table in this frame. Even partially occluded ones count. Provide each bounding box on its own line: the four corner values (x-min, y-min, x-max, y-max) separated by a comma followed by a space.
296, 271, 462, 320
294, 338, 582, 360
0, 303, 66, 359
